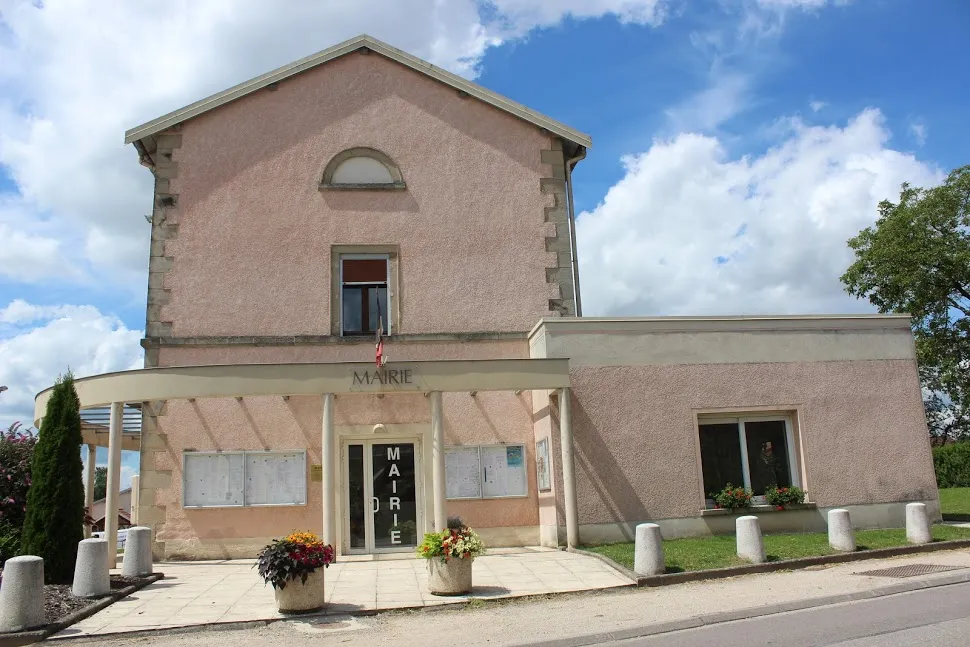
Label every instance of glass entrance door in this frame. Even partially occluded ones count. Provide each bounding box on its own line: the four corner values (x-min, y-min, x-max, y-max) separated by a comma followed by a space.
345, 441, 420, 553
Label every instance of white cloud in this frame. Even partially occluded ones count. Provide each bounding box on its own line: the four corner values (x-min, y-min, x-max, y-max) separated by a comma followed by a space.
756, 0, 850, 8
665, 73, 750, 133
0, 0, 672, 290
910, 121, 927, 147
810, 100, 827, 112
576, 108, 944, 316
674, 0, 846, 135
0, 301, 143, 429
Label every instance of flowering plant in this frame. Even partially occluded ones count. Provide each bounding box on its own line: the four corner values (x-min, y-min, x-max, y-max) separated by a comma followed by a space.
255, 531, 335, 590
712, 484, 753, 510
764, 485, 805, 508
0, 422, 37, 566
417, 517, 485, 562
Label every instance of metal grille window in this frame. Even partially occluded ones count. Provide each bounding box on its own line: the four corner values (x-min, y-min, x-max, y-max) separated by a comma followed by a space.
341, 256, 389, 336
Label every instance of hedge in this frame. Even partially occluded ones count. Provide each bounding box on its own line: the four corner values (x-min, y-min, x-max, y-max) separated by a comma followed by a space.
933, 442, 970, 488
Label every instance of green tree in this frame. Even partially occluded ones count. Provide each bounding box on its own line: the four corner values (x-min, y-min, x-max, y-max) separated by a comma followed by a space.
841, 165, 970, 441
20, 372, 85, 583
94, 466, 107, 501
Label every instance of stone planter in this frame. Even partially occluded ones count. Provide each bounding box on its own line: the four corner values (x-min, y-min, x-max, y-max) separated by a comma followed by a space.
427, 557, 473, 595
274, 568, 326, 613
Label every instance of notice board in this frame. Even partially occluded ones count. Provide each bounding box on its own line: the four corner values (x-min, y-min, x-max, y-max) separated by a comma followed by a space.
445, 446, 482, 499
481, 445, 527, 498
245, 452, 307, 506
183, 453, 245, 507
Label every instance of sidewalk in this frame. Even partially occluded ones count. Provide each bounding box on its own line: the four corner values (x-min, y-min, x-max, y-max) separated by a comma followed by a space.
51, 547, 631, 638
57, 547, 970, 647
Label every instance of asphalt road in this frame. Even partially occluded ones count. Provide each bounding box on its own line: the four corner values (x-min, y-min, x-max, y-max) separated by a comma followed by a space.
609, 581, 970, 646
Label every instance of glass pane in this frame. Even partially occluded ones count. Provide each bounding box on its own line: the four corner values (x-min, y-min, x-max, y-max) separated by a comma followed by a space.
699, 423, 744, 499
342, 287, 362, 334
368, 287, 388, 333
745, 420, 792, 495
347, 444, 366, 549
371, 443, 418, 549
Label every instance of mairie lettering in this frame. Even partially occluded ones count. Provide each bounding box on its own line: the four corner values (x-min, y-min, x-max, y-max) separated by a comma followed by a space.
352, 368, 414, 387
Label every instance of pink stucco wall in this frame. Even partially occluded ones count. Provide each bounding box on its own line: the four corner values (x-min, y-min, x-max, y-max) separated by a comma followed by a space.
160, 52, 558, 337
568, 359, 937, 525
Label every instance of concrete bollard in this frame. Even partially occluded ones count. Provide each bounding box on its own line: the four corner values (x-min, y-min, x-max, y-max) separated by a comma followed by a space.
633, 523, 665, 576
827, 509, 856, 552
0, 556, 45, 633
121, 526, 153, 577
906, 502, 932, 545
73, 538, 111, 598
736, 515, 766, 564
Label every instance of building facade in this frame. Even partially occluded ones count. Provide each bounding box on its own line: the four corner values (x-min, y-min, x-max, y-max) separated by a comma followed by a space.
36, 35, 939, 560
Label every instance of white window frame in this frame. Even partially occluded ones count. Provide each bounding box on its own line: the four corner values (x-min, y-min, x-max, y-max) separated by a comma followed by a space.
698, 415, 800, 504
339, 253, 391, 337
182, 449, 307, 509
445, 443, 529, 500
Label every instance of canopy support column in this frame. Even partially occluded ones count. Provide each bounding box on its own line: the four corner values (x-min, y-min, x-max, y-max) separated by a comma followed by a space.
430, 391, 447, 530
558, 388, 579, 548
105, 402, 124, 568
321, 393, 336, 546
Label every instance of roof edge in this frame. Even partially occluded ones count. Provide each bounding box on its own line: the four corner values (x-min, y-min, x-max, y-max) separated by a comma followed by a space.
125, 34, 592, 149
528, 314, 914, 339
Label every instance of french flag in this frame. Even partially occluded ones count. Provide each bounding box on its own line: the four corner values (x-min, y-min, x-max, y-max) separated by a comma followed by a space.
375, 317, 387, 368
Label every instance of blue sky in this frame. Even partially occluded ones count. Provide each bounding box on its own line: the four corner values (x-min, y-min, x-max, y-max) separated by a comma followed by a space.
0, 0, 967, 481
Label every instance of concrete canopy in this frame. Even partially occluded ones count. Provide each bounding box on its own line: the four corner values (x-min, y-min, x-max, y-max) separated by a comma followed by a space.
34, 358, 571, 427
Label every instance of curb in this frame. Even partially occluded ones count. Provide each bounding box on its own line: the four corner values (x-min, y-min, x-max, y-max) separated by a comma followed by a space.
575, 539, 970, 587
0, 573, 164, 647
517, 570, 970, 647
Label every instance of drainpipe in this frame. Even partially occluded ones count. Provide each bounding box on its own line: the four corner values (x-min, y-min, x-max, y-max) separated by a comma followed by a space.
564, 146, 586, 317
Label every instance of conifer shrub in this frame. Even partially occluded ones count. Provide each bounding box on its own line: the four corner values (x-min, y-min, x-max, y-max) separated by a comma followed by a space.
20, 372, 85, 583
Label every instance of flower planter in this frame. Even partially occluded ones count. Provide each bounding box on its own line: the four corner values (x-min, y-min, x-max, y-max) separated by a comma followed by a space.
274, 568, 326, 613
427, 557, 473, 595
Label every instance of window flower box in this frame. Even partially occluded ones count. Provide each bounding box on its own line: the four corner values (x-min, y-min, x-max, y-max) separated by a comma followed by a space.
702, 502, 816, 516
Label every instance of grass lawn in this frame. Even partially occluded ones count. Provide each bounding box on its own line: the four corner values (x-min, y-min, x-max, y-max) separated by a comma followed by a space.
586, 525, 970, 573
939, 488, 970, 516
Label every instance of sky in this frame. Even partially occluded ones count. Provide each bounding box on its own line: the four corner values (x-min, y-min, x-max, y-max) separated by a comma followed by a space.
1, 0, 968, 484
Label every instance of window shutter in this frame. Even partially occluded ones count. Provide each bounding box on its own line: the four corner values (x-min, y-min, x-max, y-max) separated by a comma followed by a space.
342, 258, 387, 283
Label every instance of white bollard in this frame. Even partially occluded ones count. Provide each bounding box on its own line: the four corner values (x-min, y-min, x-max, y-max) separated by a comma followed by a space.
121, 526, 153, 577
827, 509, 856, 552
633, 523, 665, 576
736, 515, 766, 564
73, 538, 111, 598
0, 556, 45, 633
906, 502, 932, 545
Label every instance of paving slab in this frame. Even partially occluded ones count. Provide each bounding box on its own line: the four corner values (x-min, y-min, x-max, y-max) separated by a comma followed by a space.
50, 547, 631, 638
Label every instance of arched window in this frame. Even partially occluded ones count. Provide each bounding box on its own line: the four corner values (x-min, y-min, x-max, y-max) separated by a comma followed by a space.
320, 147, 406, 190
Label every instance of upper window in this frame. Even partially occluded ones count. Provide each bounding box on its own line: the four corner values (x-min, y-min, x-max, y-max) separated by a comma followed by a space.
698, 415, 800, 505
341, 256, 390, 336
320, 147, 406, 190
